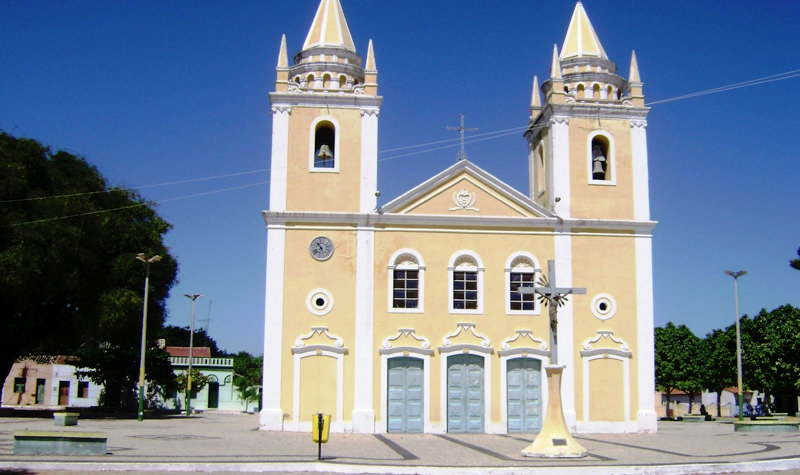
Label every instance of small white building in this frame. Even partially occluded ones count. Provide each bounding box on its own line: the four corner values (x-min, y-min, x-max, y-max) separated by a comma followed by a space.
164, 347, 245, 412
2, 357, 102, 408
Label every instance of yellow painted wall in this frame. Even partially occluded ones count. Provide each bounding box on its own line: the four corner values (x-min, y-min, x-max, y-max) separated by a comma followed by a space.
281, 226, 358, 422
400, 176, 533, 217
568, 118, 634, 220
299, 354, 338, 421
285, 107, 364, 213
372, 227, 556, 426
571, 232, 639, 420
588, 358, 625, 421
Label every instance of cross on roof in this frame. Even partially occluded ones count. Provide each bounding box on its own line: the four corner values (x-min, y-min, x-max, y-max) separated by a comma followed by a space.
519, 260, 585, 365
446, 113, 478, 161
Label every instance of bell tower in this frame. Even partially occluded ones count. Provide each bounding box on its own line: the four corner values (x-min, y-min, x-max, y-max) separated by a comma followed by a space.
269, 0, 381, 214
526, 1, 650, 222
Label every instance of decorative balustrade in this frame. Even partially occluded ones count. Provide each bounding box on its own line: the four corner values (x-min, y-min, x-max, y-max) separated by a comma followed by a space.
168, 357, 233, 368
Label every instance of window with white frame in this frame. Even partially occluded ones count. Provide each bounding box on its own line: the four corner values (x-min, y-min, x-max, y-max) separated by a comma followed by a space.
588, 131, 615, 184
309, 117, 340, 172
388, 250, 425, 313
505, 253, 540, 315
449, 252, 483, 313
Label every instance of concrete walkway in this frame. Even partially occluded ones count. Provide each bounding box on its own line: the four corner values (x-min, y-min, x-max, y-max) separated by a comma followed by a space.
2, 411, 800, 474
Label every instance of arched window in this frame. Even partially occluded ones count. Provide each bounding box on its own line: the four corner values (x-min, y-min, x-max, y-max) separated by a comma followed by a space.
449, 251, 483, 313
313, 120, 336, 169
588, 131, 615, 184
505, 253, 540, 315
536, 143, 545, 196
322, 73, 331, 89
593, 83, 601, 99
338, 75, 347, 89
388, 250, 425, 313
577, 84, 585, 99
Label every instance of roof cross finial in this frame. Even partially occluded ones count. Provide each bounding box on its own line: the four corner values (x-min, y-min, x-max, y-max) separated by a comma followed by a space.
446, 113, 478, 161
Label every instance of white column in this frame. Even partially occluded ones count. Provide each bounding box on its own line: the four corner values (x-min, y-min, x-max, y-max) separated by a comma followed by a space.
553, 229, 577, 429
630, 120, 650, 221
352, 224, 375, 432
635, 233, 658, 431
550, 117, 570, 218
360, 108, 379, 213
260, 223, 286, 430
269, 106, 291, 212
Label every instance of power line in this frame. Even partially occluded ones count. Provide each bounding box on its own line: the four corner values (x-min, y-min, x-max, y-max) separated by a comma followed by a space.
3, 69, 796, 223
646, 69, 800, 106
0, 168, 268, 204
5, 181, 267, 227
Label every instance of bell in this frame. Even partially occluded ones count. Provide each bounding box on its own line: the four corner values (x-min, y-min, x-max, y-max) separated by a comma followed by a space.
317, 144, 332, 160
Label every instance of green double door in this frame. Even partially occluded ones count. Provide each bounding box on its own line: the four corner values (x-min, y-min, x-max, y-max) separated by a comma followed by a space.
387, 357, 424, 432
447, 354, 484, 433
506, 358, 542, 432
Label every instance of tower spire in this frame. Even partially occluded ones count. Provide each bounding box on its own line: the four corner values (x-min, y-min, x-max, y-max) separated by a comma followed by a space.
303, 0, 356, 52
530, 75, 542, 117
629, 50, 641, 83
560, 1, 607, 60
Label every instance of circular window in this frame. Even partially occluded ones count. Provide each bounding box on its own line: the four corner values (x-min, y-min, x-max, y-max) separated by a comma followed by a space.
307, 289, 333, 316
591, 294, 616, 320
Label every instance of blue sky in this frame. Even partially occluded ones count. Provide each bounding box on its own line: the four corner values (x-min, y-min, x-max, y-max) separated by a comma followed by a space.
2, 1, 798, 355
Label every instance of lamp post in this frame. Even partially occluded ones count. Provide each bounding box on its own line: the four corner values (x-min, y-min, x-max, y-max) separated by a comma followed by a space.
725, 270, 747, 421
136, 253, 161, 421
184, 293, 202, 417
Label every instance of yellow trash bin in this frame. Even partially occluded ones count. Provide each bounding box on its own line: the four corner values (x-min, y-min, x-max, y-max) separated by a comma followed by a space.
311, 413, 330, 443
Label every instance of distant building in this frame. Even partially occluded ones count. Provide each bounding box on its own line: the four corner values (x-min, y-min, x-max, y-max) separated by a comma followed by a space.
1, 357, 101, 408
162, 346, 245, 412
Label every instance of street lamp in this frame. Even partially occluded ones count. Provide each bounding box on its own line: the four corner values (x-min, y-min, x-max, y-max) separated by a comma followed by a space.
725, 270, 747, 421
136, 253, 161, 421
184, 293, 202, 417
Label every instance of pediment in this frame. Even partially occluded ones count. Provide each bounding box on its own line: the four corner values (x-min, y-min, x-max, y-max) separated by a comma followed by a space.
381, 160, 554, 218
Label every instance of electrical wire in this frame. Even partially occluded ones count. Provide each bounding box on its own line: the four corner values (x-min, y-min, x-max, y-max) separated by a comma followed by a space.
3, 68, 797, 225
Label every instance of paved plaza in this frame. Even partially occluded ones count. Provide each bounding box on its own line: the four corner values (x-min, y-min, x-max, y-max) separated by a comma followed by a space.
2, 411, 800, 474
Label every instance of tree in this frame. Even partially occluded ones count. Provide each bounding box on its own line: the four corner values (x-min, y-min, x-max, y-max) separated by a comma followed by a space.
655, 323, 704, 416
791, 247, 800, 271
232, 352, 263, 412
159, 325, 228, 357
175, 368, 209, 399
742, 305, 800, 413
0, 132, 178, 407
701, 327, 737, 417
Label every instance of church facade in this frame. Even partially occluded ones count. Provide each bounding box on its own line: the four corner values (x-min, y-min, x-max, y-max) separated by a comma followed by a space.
261, 0, 657, 434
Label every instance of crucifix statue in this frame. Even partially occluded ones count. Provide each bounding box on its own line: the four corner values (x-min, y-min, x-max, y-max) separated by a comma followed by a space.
533, 260, 585, 365
519, 259, 588, 458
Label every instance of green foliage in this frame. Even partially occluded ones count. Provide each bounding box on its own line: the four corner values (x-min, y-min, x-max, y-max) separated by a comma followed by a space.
0, 132, 178, 408
655, 322, 705, 412
742, 305, 800, 398
175, 368, 209, 395
701, 327, 737, 417
233, 352, 262, 411
791, 247, 800, 271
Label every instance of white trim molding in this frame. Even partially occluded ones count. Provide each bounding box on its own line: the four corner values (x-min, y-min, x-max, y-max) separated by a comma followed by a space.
289, 327, 346, 433
578, 331, 633, 433
379, 328, 433, 434
260, 224, 286, 430
587, 130, 617, 185
308, 115, 341, 173
387, 248, 425, 314
448, 250, 485, 314
268, 105, 291, 212
504, 252, 541, 316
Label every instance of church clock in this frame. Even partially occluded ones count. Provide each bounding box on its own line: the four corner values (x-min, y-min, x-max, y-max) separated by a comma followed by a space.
309, 236, 334, 261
